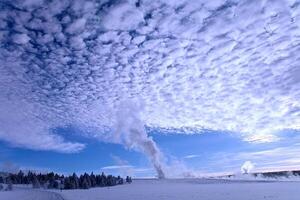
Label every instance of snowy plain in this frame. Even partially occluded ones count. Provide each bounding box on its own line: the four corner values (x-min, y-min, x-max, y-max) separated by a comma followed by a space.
1, 179, 300, 200
0, 184, 63, 200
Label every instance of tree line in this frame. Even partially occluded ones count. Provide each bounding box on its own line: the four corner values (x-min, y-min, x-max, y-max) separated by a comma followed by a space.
253, 170, 300, 178
0, 170, 132, 190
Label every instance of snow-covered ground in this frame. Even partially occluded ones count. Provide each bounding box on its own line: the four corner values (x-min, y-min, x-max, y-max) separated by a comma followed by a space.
1, 179, 300, 200
0, 185, 63, 200
57, 179, 300, 200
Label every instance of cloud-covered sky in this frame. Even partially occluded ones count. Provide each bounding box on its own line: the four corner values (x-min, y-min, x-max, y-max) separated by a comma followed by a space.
0, 0, 300, 174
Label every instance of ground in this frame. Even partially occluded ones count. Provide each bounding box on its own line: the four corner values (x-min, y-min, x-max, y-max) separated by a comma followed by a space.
1, 179, 300, 200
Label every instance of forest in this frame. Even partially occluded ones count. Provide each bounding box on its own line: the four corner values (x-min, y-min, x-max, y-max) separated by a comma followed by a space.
0, 171, 132, 190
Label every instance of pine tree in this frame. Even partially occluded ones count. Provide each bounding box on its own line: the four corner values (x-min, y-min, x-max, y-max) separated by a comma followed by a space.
64, 177, 73, 189
81, 177, 90, 189
126, 176, 132, 183
17, 170, 24, 184
83, 173, 91, 188
4, 170, 125, 190
72, 173, 79, 189
23, 175, 29, 184
90, 172, 96, 187
47, 173, 57, 189
100, 172, 106, 186
28, 171, 34, 183
32, 174, 41, 188
107, 175, 117, 186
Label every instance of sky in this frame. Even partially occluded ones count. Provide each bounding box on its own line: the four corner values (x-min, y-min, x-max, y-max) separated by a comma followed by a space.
0, 0, 300, 177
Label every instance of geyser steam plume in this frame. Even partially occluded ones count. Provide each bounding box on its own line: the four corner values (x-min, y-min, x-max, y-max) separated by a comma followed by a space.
115, 101, 165, 179
241, 161, 255, 174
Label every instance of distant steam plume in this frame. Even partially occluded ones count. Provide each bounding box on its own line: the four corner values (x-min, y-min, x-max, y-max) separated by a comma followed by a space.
241, 161, 255, 174
114, 100, 165, 179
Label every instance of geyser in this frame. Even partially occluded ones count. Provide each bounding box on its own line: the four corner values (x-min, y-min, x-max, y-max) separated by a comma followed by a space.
115, 101, 165, 179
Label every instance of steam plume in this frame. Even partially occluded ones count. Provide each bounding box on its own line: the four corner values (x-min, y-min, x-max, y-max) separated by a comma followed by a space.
115, 101, 165, 179
241, 161, 255, 174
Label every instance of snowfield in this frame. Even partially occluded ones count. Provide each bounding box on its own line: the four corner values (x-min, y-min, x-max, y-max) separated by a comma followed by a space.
0, 185, 63, 200
1, 179, 300, 200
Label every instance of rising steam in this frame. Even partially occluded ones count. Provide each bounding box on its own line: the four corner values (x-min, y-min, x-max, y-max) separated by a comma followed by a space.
114, 100, 165, 179
241, 161, 255, 174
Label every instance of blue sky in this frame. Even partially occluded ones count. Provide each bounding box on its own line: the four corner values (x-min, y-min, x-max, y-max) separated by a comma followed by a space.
1, 127, 300, 177
0, 0, 300, 177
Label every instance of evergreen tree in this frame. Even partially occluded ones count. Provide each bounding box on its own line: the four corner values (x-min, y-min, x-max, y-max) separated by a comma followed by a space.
27, 171, 34, 183
90, 172, 96, 187
23, 175, 29, 184
9, 173, 18, 184
47, 173, 57, 189
64, 177, 73, 189
81, 177, 90, 189
17, 170, 24, 184
126, 176, 132, 183
72, 173, 79, 189
100, 172, 106, 186
54, 173, 60, 180
107, 175, 117, 186
83, 173, 92, 189
5, 170, 125, 190
32, 174, 41, 188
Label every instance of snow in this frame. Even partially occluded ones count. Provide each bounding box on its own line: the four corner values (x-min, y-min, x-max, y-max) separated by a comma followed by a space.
1, 179, 300, 200
0, 185, 63, 200
55, 179, 300, 200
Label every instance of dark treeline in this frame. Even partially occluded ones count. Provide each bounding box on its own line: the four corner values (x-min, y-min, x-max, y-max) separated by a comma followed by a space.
224, 170, 300, 179
253, 170, 300, 178
0, 171, 132, 190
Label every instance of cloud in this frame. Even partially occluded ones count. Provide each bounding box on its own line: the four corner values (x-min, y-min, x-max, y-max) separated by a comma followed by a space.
0, 0, 299, 153
101, 165, 154, 177
199, 141, 300, 173
101, 155, 154, 177
101, 1, 144, 30
101, 165, 133, 170
236, 144, 300, 166
184, 155, 200, 159
11, 33, 30, 44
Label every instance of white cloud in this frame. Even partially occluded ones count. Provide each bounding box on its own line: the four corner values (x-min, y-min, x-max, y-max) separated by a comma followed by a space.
101, 154, 155, 177
101, 1, 144, 30
201, 143, 300, 173
66, 18, 86, 34
101, 165, 133, 170
244, 134, 280, 143
0, 0, 299, 153
184, 155, 200, 159
12, 33, 30, 44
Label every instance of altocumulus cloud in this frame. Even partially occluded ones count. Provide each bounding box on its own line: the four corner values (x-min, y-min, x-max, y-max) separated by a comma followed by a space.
0, 0, 300, 153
